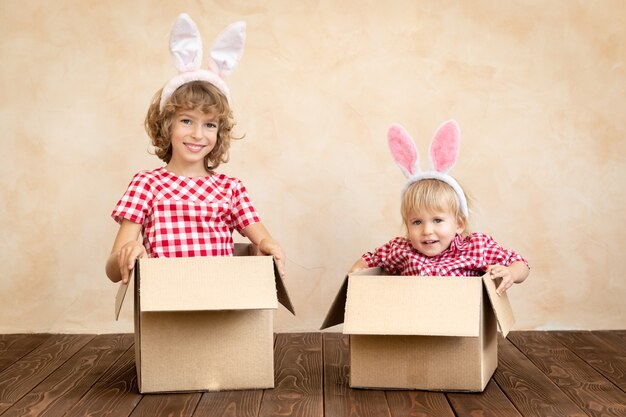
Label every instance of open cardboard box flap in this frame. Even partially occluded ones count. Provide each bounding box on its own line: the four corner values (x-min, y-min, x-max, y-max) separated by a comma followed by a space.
319, 267, 381, 330
115, 244, 294, 320
481, 273, 515, 336
114, 270, 132, 320
321, 268, 515, 337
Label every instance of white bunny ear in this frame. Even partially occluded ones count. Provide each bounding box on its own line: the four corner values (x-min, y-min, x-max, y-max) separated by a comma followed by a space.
209, 21, 246, 78
169, 13, 203, 72
388, 124, 420, 177
429, 120, 461, 173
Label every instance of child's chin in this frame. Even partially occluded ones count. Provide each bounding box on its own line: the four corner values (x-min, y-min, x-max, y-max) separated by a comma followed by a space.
417, 245, 443, 257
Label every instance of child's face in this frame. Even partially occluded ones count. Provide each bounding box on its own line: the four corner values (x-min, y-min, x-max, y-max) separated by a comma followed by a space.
169, 108, 219, 172
405, 207, 464, 257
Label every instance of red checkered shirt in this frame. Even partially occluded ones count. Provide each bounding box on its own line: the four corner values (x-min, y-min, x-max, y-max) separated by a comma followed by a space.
111, 168, 260, 258
362, 233, 528, 276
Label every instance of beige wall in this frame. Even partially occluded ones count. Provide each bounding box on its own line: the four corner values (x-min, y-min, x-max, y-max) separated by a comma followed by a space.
1, 0, 624, 333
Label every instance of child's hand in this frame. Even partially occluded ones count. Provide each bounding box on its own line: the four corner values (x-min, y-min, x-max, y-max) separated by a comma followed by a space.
258, 238, 286, 278
487, 264, 514, 296
348, 258, 368, 274
117, 241, 147, 284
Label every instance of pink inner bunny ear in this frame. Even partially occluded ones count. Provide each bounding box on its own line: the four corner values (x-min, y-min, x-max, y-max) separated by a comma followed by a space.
430, 120, 461, 173
388, 124, 418, 177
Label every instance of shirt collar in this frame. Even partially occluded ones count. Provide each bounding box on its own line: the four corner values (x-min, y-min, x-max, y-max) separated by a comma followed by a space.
447, 234, 468, 254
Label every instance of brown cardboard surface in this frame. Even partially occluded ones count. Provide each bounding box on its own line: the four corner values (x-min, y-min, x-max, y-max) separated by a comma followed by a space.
344, 275, 482, 337
115, 249, 296, 314
320, 268, 385, 330
320, 268, 516, 392
133, 277, 142, 385
350, 334, 483, 391
481, 288, 498, 388
233, 243, 252, 256
114, 267, 133, 320
138, 256, 278, 312
482, 274, 515, 336
140, 310, 274, 392
113, 245, 294, 393
319, 267, 385, 330
274, 262, 295, 314
320, 276, 349, 330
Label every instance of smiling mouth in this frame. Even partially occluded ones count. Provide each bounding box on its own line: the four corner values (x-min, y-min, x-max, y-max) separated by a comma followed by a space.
184, 143, 206, 152
423, 240, 439, 245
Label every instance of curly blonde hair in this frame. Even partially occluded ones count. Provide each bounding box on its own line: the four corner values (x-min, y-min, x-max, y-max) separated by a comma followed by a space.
401, 179, 470, 235
144, 81, 236, 172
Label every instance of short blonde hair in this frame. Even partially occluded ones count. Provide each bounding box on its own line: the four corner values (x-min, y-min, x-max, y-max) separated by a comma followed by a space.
144, 81, 236, 172
401, 179, 470, 233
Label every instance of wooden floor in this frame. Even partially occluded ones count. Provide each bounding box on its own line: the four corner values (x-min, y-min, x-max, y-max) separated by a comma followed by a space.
0, 332, 624, 417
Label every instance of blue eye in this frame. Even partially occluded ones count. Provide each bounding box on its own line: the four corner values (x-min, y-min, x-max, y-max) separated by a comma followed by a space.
412, 220, 422, 225
181, 119, 192, 125
205, 122, 217, 128
434, 218, 443, 223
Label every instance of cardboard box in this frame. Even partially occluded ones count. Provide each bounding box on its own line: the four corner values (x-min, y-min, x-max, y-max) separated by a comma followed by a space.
320, 268, 514, 392
115, 244, 294, 393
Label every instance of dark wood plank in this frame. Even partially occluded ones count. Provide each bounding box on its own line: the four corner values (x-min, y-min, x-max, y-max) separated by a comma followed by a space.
494, 335, 588, 417
0, 334, 94, 414
322, 333, 391, 417
385, 390, 455, 417
553, 331, 626, 392
598, 330, 626, 344
0, 334, 51, 373
63, 345, 142, 417
447, 379, 523, 417
0, 331, 624, 417
1, 334, 134, 417
0, 334, 24, 347
130, 393, 201, 417
597, 330, 626, 373
509, 331, 626, 417
194, 390, 263, 417
593, 330, 626, 352
258, 333, 323, 417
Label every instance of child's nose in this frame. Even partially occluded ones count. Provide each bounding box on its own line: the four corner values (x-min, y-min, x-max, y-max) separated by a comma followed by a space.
192, 125, 203, 139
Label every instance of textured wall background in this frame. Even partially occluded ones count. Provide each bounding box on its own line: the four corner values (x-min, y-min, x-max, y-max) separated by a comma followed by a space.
1, 0, 624, 332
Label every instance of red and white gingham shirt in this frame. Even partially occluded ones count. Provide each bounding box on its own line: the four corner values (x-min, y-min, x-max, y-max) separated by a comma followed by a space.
362, 233, 528, 276
111, 167, 260, 258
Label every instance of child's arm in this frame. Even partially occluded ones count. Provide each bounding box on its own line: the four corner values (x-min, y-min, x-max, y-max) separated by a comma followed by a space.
487, 261, 529, 296
106, 219, 147, 284
348, 258, 368, 273
241, 223, 286, 278
347, 237, 405, 274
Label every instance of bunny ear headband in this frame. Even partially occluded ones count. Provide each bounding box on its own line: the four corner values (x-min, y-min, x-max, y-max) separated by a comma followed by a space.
159, 13, 246, 111
388, 120, 468, 217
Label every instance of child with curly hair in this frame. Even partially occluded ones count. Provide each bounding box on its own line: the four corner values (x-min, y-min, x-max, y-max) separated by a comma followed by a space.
106, 14, 284, 283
